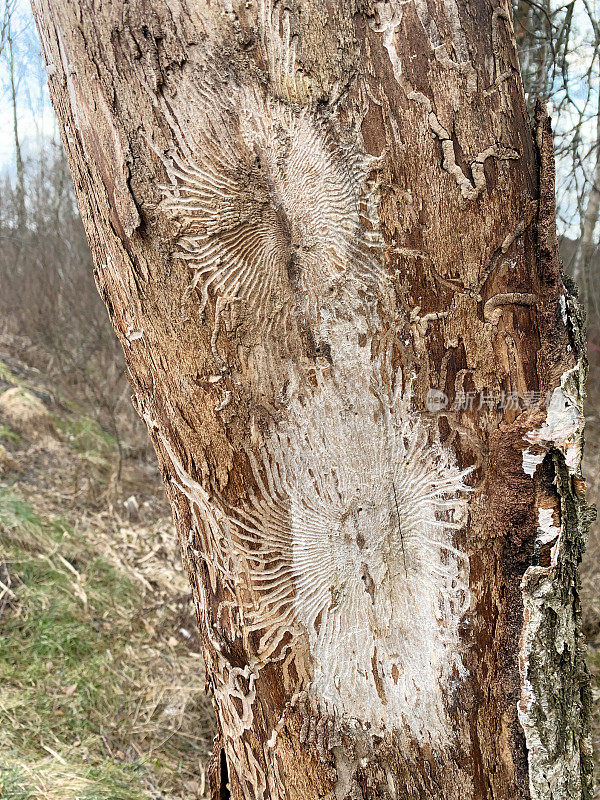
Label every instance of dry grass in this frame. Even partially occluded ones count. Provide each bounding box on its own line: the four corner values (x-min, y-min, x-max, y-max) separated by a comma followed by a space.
0, 387, 57, 441
0, 357, 215, 800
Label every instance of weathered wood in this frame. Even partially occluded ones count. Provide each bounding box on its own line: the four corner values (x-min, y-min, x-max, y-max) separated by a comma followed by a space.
32, 1, 592, 797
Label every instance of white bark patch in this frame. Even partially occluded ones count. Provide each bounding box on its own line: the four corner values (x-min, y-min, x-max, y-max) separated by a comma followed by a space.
522, 447, 545, 477
518, 562, 581, 800
525, 373, 583, 473
229, 384, 471, 745
559, 294, 568, 326
536, 507, 560, 548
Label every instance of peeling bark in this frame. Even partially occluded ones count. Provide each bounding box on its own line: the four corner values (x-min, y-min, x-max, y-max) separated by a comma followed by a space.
32, 1, 592, 798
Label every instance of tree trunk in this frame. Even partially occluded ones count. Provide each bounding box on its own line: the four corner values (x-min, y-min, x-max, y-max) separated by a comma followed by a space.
573, 100, 600, 308
31, 1, 593, 798
8, 17, 26, 233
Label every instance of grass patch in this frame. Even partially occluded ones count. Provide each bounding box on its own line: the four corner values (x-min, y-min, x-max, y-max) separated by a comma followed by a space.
0, 361, 24, 388
0, 757, 149, 800
0, 486, 212, 799
0, 488, 51, 551
0, 764, 34, 800
0, 424, 20, 444
54, 416, 116, 460
587, 647, 600, 795
0, 489, 146, 798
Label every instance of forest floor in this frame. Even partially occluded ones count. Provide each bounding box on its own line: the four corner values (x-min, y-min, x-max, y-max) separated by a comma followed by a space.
0, 337, 599, 799
0, 349, 215, 800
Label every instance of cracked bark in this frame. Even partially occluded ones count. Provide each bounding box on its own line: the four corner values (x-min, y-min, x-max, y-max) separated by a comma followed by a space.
32, 0, 592, 798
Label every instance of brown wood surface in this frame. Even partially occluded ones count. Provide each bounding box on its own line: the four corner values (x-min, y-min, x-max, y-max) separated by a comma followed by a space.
32, 1, 592, 797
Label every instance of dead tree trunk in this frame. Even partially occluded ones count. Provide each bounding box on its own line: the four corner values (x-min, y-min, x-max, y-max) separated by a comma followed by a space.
32, 1, 592, 798
573, 101, 600, 307
8, 16, 26, 233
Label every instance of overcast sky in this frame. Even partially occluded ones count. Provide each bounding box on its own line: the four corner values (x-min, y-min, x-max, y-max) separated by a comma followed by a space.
0, 0, 57, 173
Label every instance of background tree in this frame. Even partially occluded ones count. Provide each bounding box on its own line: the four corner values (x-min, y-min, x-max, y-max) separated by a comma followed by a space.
30, 1, 593, 799
0, 0, 149, 471
510, 0, 600, 661
512, 0, 600, 302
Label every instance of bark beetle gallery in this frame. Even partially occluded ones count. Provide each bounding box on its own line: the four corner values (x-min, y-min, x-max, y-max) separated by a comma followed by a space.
32, 0, 593, 798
